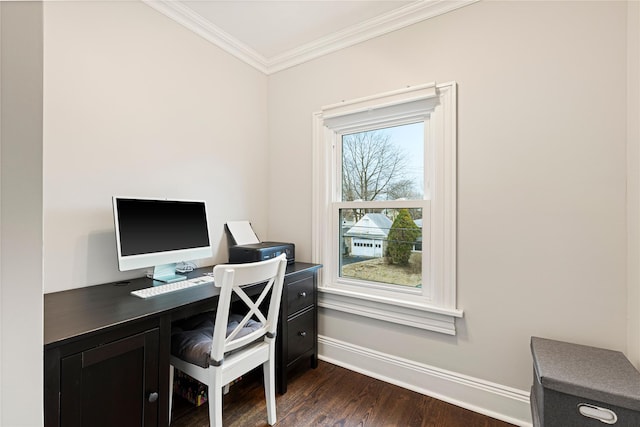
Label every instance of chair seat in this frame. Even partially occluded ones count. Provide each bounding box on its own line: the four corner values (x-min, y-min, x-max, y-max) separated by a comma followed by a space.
171, 312, 263, 368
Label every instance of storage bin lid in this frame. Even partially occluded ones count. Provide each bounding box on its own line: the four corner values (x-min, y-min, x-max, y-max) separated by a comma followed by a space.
531, 337, 640, 411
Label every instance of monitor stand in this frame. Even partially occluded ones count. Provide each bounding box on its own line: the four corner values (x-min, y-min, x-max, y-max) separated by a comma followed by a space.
152, 263, 186, 284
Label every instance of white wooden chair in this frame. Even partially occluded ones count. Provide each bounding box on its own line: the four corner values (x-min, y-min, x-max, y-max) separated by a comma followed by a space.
169, 254, 288, 426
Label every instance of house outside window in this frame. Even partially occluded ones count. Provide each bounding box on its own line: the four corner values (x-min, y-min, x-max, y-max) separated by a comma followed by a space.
344, 213, 391, 258
312, 82, 463, 334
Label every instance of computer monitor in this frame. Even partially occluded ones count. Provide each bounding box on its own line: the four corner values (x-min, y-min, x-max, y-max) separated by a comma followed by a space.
112, 197, 213, 283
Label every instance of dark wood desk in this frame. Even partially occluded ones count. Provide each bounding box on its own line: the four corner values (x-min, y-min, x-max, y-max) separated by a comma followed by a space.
44, 262, 320, 427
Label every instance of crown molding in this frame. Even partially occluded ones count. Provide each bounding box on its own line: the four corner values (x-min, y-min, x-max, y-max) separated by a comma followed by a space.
142, 0, 270, 74
267, 0, 478, 74
143, 0, 479, 75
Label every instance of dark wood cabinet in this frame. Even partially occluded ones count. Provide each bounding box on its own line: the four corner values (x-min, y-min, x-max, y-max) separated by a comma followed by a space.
59, 328, 159, 427
44, 262, 320, 427
276, 268, 318, 394
45, 316, 165, 427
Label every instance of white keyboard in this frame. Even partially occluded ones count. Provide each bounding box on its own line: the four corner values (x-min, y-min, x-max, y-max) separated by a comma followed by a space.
131, 275, 215, 299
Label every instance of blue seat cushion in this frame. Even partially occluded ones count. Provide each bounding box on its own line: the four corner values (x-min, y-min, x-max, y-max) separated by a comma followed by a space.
171, 311, 263, 368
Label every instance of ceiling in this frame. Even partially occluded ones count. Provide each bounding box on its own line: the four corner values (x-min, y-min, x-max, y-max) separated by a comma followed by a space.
143, 0, 477, 74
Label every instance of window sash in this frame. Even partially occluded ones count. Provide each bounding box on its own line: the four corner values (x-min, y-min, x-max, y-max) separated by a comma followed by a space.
338, 122, 426, 203
332, 200, 431, 300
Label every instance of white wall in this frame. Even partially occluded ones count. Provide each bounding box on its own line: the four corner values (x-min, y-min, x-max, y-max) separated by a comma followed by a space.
1, 2, 44, 425
268, 0, 630, 415
43, 1, 269, 292
628, 0, 640, 369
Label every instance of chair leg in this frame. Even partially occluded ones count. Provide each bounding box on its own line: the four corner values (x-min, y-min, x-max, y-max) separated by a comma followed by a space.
169, 365, 175, 425
209, 371, 224, 427
263, 359, 277, 425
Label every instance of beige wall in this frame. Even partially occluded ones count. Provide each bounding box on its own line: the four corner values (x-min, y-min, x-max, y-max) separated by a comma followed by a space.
43, 1, 269, 292
1, 2, 44, 425
628, 0, 640, 369
268, 0, 630, 395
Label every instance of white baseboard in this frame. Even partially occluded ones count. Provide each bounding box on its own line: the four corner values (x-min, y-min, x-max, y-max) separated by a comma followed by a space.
318, 335, 532, 427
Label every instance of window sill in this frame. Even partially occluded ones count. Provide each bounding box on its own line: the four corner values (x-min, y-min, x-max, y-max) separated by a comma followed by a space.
318, 285, 463, 335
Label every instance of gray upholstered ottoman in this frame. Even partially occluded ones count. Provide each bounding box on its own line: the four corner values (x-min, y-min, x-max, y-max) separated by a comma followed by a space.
530, 337, 640, 426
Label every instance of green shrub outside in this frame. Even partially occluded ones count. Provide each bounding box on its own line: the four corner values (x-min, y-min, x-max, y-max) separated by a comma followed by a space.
386, 209, 421, 265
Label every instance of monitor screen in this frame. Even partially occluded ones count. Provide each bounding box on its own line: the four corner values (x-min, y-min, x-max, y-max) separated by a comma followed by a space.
113, 197, 213, 282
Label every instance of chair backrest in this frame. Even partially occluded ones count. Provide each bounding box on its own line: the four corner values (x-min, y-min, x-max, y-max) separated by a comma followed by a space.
209, 254, 288, 365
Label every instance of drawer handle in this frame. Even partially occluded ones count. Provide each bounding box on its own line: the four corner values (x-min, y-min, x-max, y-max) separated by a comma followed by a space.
298, 291, 307, 298
148, 392, 159, 403
577, 403, 617, 424
298, 331, 307, 337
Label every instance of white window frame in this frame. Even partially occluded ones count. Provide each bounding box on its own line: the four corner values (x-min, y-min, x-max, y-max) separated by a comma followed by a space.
312, 82, 463, 335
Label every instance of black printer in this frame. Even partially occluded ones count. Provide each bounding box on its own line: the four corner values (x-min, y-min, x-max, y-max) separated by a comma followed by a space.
228, 241, 295, 265
224, 222, 295, 264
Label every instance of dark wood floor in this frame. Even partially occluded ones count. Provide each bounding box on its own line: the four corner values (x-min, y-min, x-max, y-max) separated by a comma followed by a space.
170, 361, 516, 427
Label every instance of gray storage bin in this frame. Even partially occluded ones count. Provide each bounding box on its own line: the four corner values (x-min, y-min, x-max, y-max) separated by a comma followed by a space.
530, 337, 640, 426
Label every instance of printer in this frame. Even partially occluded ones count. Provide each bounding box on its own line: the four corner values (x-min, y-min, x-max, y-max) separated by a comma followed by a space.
228, 241, 295, 264
225, 221, 295, 264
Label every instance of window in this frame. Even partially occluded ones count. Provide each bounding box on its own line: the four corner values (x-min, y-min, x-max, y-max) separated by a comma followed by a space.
339, 122, 424, 290
312, 83, 462, 334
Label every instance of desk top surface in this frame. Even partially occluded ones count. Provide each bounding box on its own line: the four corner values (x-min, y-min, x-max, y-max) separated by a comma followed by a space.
44, 262, 320, 349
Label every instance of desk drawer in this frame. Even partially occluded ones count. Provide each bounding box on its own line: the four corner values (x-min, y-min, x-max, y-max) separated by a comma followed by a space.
287, 275, 314, 315
287, 308, 315, 364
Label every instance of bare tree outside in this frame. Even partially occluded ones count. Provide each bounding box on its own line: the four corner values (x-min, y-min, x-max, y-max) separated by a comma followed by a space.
342, 130, 408, 203
341, 128, 422, 221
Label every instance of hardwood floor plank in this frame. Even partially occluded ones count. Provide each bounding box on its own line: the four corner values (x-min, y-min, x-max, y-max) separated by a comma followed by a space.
170, 361, 516, 427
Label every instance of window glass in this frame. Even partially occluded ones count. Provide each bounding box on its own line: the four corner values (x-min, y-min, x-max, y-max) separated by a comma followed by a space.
339, 207, 423, 289
341, 122, 424, 202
